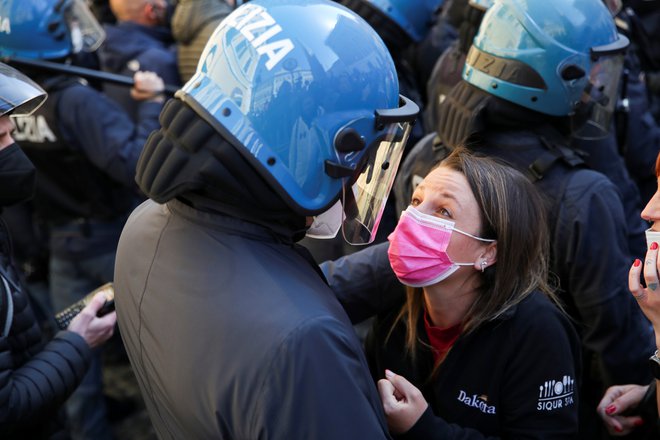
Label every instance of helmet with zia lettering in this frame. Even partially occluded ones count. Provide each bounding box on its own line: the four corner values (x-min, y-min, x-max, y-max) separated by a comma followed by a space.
174, 0, 419, 244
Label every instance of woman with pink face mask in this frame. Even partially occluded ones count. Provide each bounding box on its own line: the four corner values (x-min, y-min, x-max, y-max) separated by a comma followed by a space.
368, 147, 581, 438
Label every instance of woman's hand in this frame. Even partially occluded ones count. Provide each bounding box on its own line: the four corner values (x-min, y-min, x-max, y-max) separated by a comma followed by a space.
629, 242, 660, 347
377, 369, 428, 434
67, 291, 117, 349
597, 384, 647, 435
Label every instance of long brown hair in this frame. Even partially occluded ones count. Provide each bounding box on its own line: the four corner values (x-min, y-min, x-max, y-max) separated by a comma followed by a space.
394, 147, 557, 360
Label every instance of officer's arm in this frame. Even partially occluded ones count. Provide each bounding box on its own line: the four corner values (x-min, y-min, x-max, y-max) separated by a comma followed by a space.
320, 242, 404, 324
57, 84, 163, 188
0, 330, 91, 424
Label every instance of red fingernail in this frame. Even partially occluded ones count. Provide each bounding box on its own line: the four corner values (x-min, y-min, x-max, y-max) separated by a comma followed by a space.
634, 259, 642, 267
605, 405, 617, 415
634, 419, 645, 426
652, 242, 658, 250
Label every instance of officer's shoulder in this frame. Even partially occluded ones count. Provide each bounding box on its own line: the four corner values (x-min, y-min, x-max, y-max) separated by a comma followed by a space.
563, 167, 620, 200
58, 79, 102, 105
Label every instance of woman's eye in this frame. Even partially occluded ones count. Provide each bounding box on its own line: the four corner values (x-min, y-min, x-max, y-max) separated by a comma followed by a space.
411, 198, 420, 207
440, 208, 451, 217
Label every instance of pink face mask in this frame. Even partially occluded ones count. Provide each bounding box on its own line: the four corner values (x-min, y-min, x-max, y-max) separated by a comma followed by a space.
387, 206, 495, 287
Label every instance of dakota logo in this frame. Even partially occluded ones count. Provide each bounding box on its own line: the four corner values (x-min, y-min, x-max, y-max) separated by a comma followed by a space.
221, 4, 294, 71
537, 375, 575, 411
457, 390, 496, 414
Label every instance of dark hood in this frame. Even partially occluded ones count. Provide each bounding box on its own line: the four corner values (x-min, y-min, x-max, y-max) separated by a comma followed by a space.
136, 98, 307, 243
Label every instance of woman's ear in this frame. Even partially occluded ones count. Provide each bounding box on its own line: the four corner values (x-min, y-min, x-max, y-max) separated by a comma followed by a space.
473, 241, 497, 272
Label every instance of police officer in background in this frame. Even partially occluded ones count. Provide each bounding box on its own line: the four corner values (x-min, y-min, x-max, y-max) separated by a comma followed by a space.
114, 1, 418, 437
98, 0, 181, 121
0, 1, 165, 439
0, 62, 117, 440
171, 0, 233, 83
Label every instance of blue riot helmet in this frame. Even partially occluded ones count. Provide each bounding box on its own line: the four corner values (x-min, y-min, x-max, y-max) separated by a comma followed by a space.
463, 0, 629, 139
335, 0, 444, 48
179, 0, 418, 244
0, 63, 47, 117
0, 0, 105, 59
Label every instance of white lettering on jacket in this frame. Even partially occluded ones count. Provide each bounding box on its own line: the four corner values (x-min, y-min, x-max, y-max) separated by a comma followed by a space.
221, 4, 294, 71
536, 375, 575, 411
457, 390, 497, 415
13, 115, 57, 143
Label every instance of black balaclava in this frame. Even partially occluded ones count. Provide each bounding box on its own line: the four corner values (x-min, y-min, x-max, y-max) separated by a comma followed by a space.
0, 144, 37, 207
136, 98, 307, 243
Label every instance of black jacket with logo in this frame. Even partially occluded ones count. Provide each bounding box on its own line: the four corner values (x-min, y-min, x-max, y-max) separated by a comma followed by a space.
366, 291, 581, 439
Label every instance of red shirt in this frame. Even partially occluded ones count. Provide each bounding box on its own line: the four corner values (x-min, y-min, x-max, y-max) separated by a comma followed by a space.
423, 310, 462, 364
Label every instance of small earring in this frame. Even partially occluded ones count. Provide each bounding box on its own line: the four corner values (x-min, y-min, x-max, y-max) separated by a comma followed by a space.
480, 260, 487, 273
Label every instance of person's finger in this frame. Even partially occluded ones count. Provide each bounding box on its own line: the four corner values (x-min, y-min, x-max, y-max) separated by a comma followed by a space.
377, 379, 399, 412
385, 369, 422, 401
597, 388, 621, 415
609, 391, 642, 415
643, 243, 660, 293
84, 291, 109, 314
94, 311, 117, 327
605, 414, 643, 436
604, 416, 624, 436
629, 259, 645, 301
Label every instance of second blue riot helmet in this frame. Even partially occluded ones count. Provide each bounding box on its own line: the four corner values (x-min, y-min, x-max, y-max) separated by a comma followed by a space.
463, 0, 629, 139
0, 63, 47, 117
177, 0, 418, 244
335, 0, 444, 46
0, 0, 105, 59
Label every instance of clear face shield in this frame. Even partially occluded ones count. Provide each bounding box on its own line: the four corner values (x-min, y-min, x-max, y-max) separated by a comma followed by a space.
63, 0, 106, 53
571, 36, 628, 140
0, 63, 47, 117
307, 96, 418, 245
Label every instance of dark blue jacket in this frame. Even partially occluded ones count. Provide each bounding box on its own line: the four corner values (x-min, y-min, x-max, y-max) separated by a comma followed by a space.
98, 22, 180, 121
12, 75, 163, 258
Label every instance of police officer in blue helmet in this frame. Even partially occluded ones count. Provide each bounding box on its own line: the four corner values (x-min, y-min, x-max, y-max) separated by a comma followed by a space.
333, 0, 442, 124
114, 1, 418, 438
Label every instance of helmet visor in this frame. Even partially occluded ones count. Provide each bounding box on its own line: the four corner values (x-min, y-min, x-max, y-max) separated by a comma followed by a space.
341, 96, 417, 245
0, 63, 47, 117
572, 51, 625, 140
64, 0, 106, 53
